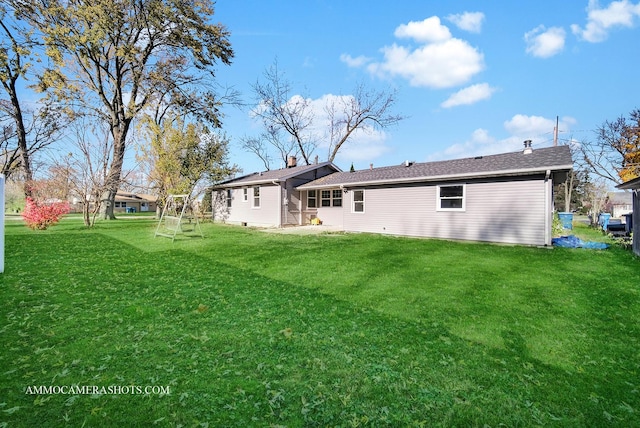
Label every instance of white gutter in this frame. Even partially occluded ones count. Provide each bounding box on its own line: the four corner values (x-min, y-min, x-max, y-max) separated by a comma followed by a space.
217, 178, 282, 188
297, 164, 574, 190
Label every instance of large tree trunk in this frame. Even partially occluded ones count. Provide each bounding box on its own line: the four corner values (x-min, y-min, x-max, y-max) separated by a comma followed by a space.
100, 125, 128, 220
7, 81, 33, 197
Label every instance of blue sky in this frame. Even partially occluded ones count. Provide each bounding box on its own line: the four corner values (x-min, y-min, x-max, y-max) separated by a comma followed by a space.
211, 0, 640, 173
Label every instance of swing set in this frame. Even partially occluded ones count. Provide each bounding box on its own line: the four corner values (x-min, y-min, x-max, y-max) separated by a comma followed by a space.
154, 194, 203, 241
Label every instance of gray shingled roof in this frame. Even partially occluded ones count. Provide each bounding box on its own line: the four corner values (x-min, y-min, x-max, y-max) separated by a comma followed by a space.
298, 145, 573, 190
607, 192, 633, 204
215, 162, 340, 187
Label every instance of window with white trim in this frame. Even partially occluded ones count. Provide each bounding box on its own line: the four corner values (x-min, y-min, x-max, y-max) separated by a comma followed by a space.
352, 190, 364, 213
307, 190, 317, 208
243, 188, 248, 202
252, 186, 260, 208
226, 189, 232, 208
437, 184, 465, 211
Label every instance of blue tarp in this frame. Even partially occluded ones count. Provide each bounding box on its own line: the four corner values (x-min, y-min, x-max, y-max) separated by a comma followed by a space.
552, 235, 609, 249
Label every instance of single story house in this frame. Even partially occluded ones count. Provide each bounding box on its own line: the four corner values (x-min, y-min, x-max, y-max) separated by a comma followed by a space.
606, 191, 633, 218
296, 143, 573, 246
616, 176, 640, 256
212, 157, 341, 227
114, 191, 157, 213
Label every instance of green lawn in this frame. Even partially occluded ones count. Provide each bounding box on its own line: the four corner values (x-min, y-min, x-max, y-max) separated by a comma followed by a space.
1, 218, 639, 427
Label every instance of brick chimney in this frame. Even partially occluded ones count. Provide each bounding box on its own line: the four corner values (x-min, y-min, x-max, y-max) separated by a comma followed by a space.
287, 156, 297, 168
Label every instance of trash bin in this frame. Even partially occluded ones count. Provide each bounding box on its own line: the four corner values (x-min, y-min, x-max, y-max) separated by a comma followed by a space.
624, 213, 633, 234
558, 212, 574, 230
599, 213, 611, 231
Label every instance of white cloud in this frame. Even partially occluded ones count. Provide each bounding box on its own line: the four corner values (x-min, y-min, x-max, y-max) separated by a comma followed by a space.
332, 129, 391, 164
428, 115, 576, 160
446, 12, 485, 33
571, 0, 640, 42
504, 114, 556, 135
344, 16, 485, 89
524, 26, 566, 58
441, 83, 497, 108
394, 16, 452, 43
340, 53, 371, 68
367, 38, 484, 89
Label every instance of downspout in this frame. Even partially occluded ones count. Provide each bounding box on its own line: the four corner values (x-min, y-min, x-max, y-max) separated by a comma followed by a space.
298, 190, 303, 225
544, 170, 551, 246
340, 184, 346, 227
271, 180, 282, 227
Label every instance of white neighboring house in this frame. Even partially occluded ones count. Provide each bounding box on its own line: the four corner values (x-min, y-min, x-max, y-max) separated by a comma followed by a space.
607, 191, 633, 219
296, 144, 573, 246
212, 157, 341, 228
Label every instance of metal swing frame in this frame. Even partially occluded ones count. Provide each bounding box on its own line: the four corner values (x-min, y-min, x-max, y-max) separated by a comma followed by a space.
154, 194, 203, 241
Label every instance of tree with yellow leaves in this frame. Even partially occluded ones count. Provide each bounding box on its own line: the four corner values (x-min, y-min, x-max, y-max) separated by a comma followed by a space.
137, 114, 237, 215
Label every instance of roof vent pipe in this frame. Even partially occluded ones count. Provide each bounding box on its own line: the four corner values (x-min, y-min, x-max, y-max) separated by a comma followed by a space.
523, 140, 533, 154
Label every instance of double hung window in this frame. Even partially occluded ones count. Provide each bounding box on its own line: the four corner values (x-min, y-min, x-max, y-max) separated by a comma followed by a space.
352, 190, 364, 213
307, 190, 317, 208
437, 185, 465, 211
252, 187, 260, 208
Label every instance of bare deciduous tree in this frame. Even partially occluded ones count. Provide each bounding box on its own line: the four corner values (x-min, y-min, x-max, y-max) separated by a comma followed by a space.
325, 84, 404, 163
245, 60, 404, 167
51, 117, 113, 227
580, 108, 640, 184
249, 61, 316, 166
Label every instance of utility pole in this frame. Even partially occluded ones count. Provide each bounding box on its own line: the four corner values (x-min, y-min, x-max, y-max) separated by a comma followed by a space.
553, 116, 559, 146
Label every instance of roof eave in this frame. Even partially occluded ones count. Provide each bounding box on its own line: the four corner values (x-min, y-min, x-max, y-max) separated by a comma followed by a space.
616, 175, 640, 189
297, 164, 574, 190
214, 162, 342, 189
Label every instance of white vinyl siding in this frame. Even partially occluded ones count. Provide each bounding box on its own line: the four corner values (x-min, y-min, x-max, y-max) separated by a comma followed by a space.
340, 179, 549, 246
215, 186, 280, 227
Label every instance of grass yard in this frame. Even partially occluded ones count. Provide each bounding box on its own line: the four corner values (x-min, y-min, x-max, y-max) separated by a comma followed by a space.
1, 218, 639, 427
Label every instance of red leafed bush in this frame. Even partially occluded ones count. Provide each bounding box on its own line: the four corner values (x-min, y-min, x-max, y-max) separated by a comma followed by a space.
22, 197, 71, 230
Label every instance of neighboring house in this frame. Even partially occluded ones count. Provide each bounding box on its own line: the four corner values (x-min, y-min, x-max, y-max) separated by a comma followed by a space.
606, 191, 633, 218
616, 176, 640, 256
212, 157, 341, 227
296, 143, 573, 246
114, 191, 157, 213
